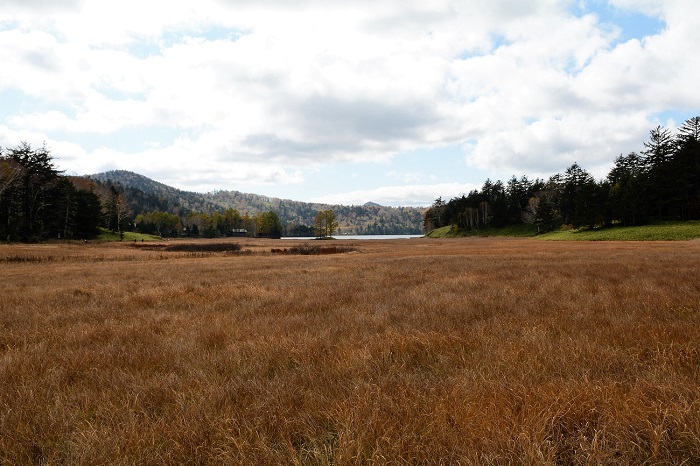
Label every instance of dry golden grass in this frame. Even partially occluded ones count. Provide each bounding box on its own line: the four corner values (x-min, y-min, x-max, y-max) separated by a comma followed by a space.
1, 237, 699, 465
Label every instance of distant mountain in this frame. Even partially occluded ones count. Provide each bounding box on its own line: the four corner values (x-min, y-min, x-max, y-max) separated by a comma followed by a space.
91, 170, 179, 197
88, 170, 224, 215
87, 170, 426, 235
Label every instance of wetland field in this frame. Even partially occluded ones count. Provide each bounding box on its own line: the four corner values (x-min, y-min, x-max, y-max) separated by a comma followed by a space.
1, 237, 699, 464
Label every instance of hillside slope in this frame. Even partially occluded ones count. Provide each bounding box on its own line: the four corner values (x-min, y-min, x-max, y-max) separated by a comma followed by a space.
88, 170, 425, 235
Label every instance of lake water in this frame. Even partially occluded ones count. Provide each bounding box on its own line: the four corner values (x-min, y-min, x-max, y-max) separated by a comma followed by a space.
281, 234, 424, 240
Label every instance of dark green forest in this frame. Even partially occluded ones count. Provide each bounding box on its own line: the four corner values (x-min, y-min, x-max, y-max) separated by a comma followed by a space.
0, 143, 103, 242
423, 117, 700, 234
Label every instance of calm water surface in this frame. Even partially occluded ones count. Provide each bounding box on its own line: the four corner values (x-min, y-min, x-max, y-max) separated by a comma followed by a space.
281, 235, 423, 240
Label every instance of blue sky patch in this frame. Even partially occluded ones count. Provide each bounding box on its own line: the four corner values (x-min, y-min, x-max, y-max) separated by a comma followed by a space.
0, 88, 75, 121
574, 1, 664, 43
652, 110, 699, 129
47, 125, 185, 155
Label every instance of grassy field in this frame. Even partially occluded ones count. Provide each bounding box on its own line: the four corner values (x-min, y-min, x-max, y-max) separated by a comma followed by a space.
539, 221, 700, 241
427, 221, 700, 241
97, 228, 162, 242
426, 224, 539, 238
1, 237, 699, 464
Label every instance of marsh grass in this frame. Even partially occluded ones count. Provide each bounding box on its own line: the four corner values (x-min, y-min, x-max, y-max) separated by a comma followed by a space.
0, 238, 699, 464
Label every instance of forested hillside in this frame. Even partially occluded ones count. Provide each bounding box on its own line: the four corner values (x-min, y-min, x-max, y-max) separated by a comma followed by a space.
0, 143, 423, 242
424, 117, 700, 234
88, 171, 425, 236
15, 116, 694, 242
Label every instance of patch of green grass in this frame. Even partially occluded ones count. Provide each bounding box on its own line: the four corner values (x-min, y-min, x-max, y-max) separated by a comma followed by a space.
539, 221, 700, 241
425, 225, 464, 238
426, 224, 538, 238
427, 221, 700, 241
97, 228, 162, 242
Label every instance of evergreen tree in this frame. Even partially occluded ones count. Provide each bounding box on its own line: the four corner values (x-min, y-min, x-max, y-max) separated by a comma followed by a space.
535, 196, 556, 233
642, 126, 675, 168
0, 143, 102, 241
258, 211, 283, 237
73, 188, 103, 239
5, 142, 61, 240
642, 126, 676, 219
422, 198, 446, 232
672, 117, 700, 219
607, 153, 646, 226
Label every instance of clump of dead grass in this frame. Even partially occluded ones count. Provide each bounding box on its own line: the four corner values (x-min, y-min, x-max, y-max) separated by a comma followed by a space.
274, 244, 359, 255
162, 242, 242, 252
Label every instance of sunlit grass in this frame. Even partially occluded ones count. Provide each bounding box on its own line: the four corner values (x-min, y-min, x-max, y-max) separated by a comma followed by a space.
540, 220, 700, 241
1, 238, 699, 464
428, 220, 700, 241
426, 224, 538, 238
97, 227, 161, 242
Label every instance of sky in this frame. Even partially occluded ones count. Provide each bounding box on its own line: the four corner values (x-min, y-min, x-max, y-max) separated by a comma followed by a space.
1, 1, 698, 207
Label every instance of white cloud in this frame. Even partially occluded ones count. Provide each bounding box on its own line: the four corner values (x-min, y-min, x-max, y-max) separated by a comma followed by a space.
606, 0, 666, 17
1, 0, 697, 206
310, 182, 479, 207
467, 112, 653, 180
387, 171, 423, 184
0, 125, 51, 152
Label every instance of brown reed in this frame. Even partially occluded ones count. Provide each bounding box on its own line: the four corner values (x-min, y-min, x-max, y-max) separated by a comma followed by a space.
0, 237, 698, 464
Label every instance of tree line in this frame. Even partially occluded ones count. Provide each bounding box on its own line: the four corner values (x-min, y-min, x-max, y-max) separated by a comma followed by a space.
424, 117, 700, 234
0, 143, 105, 241
0, 143, 314, 241
91, 171, 424, 236
134, 209, 284, 238
135, 208, 340, 239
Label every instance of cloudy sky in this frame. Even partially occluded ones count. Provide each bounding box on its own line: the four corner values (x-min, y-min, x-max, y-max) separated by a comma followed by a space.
1, 1, 698, 206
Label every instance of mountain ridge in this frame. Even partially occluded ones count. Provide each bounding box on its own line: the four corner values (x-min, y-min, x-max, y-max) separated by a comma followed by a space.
87, 170, 426, 235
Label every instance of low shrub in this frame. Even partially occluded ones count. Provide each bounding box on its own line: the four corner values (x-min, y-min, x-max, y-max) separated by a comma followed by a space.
0, 255, 49, 263
163, 242, 242, 252
285, 244, 358, 255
